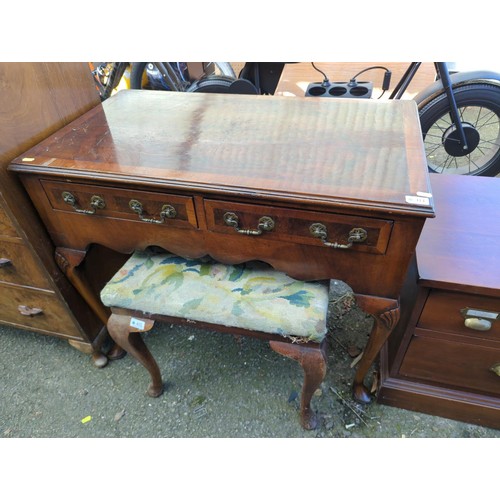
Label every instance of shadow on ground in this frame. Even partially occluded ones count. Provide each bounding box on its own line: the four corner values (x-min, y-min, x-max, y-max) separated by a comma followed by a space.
1, 280, 499, 439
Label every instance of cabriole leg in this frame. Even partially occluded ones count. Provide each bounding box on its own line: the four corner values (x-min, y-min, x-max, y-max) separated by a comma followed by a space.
270, 339, 327, 430
352, 296, 400, 404
107, 313, 163, 397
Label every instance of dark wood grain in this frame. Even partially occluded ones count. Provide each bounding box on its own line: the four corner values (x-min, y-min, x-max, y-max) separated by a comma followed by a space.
417, 174, 500, 296
11, 90, 434, 217
379, 174, 500, 429
0, 62, 106, 362
400, 334, 500, 396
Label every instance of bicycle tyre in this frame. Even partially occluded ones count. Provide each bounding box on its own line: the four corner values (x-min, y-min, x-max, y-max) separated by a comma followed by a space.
418, 81, 500, 176
187, 75, 258, 94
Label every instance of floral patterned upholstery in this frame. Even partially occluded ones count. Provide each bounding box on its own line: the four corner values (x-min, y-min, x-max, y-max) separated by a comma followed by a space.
100, 249, 330, 342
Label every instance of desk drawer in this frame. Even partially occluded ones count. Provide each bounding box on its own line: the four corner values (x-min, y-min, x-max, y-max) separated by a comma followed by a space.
0, 283, 81, 337
0, 239, 50, 289
418, 290, 500, 343
0, 204, 18, 238
41, 180, 198, 229
400, 334, 500, 396
204, 200, 393, 254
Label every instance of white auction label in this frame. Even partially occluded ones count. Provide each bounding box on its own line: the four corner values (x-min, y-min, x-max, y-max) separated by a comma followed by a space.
405, 195, 431, 206
130, 317, 146, 330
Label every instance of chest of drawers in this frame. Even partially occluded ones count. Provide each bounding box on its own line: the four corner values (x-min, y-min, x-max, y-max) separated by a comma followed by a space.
0, 63, 106, 365
379, 175, 500, 429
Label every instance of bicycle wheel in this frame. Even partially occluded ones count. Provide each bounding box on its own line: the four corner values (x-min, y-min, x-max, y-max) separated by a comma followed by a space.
419, 82, 500, 176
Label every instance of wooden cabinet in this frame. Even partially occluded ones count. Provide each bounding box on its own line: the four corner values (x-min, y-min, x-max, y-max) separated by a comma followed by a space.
0, 63, 107, 365
379, 174, 500, 429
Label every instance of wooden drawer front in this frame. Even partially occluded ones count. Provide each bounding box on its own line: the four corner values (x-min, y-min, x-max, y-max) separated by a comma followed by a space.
41, 180, 198, 229
204, 200, 393, 255
0, 239, 51, 289
0, 283, 81, 337
400, 335, 500, 396
418, 290, 500, 343
0, 204, 18, 238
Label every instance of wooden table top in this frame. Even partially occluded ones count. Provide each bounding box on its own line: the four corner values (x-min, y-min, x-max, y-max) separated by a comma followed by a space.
417, 174, 500, 295
11, 89, 433, 217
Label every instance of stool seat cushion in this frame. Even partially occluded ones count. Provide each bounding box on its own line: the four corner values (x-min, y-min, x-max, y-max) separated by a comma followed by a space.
100, 250, 330, 342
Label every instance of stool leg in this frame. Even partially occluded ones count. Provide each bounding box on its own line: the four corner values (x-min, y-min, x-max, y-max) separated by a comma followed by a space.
107, 313, 164, 397
269, 340, 327, 430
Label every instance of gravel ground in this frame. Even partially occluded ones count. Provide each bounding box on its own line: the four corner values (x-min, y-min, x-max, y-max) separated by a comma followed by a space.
1, 330, 497, 438
1, 282, 498, 497
1, 282, 499, 439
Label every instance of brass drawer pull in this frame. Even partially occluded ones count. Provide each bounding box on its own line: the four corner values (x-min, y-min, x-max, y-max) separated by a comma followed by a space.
129, 199, 177, 224
490, 363, 500, 377
0, 258, 12, 268
223, 212, 275, 235
18, 305, 44, 317
62, 191, 105, 214
310, 223, 368, 249
461, 308, 499, 332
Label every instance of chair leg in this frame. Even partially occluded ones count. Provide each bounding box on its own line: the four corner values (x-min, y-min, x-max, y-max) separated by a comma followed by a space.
269, 339, 327, 430
107, 313, 164, 397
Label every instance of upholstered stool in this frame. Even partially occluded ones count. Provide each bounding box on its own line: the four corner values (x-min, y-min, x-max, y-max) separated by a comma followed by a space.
101, 248, 331, 429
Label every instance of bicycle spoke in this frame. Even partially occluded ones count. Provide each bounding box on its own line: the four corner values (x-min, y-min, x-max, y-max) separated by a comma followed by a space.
425, 141, 443, 154
477, 112, 498, 129
424, 133, 445, 143
478, 138, 500, 147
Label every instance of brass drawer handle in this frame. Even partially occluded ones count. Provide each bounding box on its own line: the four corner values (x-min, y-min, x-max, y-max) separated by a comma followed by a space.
0, 258, 12, 268
310, 223, 368, 249
18, 305, 44, 317
62, 191, 105, 214
464, 318, 492, 331
490, 363, 500, 377
223, 212, 275, 235
129, 199, 177, 224
461, 308, 499, 332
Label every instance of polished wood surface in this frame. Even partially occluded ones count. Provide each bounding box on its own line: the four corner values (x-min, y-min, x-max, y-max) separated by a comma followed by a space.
417, 174, 500, 295
379, 174, 500, 429
12, 90, 432, 215
400, 335, 500, 395
9, 89, 434, 401
0, 62, 106, 363
418, 289, 500, 338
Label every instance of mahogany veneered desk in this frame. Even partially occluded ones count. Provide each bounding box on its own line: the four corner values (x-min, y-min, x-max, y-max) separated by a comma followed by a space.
8, 90, 434, 402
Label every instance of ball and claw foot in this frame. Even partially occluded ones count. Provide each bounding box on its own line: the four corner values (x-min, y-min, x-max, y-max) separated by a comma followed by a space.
147, 382, 164, 398
301, 409, 319, 430
353, 382, 373, 404
92, 352, 109, 368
